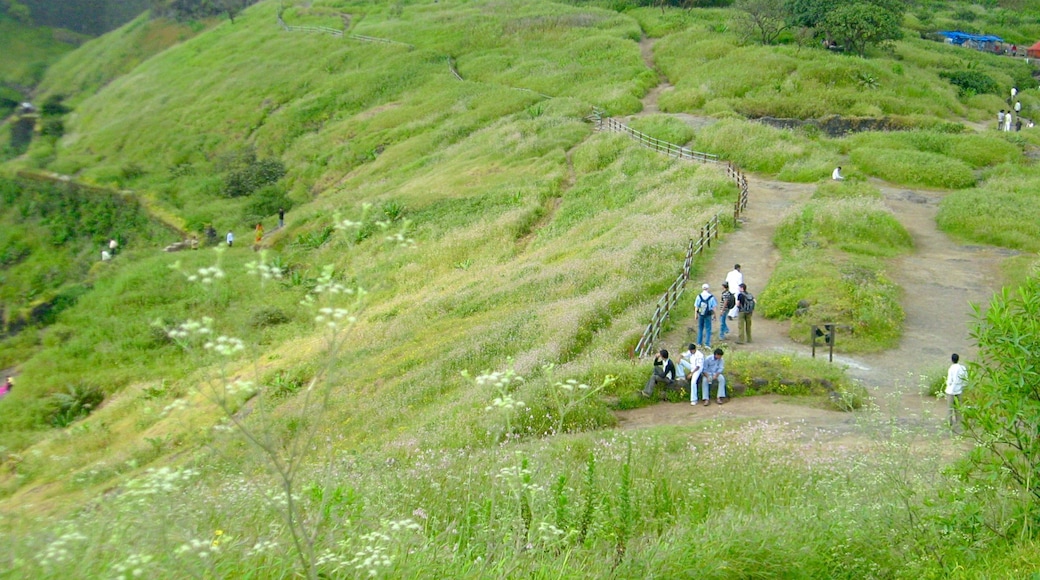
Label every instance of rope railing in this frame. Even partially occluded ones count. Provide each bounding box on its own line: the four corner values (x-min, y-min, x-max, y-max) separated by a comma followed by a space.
633, 214, 721, 358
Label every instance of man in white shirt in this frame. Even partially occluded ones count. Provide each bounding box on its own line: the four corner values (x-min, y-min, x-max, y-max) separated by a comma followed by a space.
831, 166, 844, 180
945, 353, 967, 431
682, 344, 705, 405
725, 265, 743, 293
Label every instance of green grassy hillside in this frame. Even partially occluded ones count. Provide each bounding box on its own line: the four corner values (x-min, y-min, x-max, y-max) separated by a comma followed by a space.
1, 0, 1040, 576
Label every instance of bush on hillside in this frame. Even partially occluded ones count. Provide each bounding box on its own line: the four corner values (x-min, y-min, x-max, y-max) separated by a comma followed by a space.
939, 70, 998, 97
47, 384, 104, 428
222, 157, 286, 198
849, 147, 975, 189
241, 184, 292, 225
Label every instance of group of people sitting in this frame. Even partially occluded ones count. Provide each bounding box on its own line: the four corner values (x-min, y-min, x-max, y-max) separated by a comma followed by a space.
641, 344, 728, 406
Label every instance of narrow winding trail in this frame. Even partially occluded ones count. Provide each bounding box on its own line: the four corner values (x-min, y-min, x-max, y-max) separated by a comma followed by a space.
614, 36, 1008, 435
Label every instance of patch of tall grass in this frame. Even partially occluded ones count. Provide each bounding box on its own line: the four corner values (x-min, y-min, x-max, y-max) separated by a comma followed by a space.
761, 250, 904, 352
625, 114, 694, 146
849, 147, 976, 189
774, 198, 913, 257
937, 176, 1040, 253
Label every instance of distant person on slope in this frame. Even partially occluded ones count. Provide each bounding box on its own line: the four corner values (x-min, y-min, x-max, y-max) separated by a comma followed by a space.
279, 207, 286, 229
0, 376, 12, 399
946, 353, 968, 431
832, 166, 844, 181
255, 223, 264, 244
226, 231, 235, 247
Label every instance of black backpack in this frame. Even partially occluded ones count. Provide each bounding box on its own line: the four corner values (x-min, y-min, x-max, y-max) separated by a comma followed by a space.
739, 292, 756, 313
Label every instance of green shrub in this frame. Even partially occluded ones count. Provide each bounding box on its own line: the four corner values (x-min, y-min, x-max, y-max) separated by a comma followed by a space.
247, 307, 291, 329
939, 70, 998, 96
47, 384, 105, 428
242, 185, 293, 225
223, 157, 287, 198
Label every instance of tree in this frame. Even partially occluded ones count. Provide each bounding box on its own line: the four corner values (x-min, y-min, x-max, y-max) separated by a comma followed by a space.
734, 0, 789, 45
819, 0, 902, 56
964, 275, 1040, 529
784, 0, 838, 29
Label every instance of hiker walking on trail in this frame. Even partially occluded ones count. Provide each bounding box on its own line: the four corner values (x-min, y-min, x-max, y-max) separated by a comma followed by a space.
946, 353, 967, 431
998, 110, 1006, 130
700, 348, 727, 406
736, 283, 755, 344
726, 264, 743, 291
226, 231, 235, 247
0, 376, 12, 399
255, 223, 264, 244
719, 282, 735, 341
695, 284, 717, 348
278, 208, 286, 228
683, 344, 704, 405
641, 349, 676, 398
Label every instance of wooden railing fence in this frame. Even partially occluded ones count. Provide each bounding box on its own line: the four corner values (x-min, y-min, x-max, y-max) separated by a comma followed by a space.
633, 214, 721, 358
587, 108, 753, 357
590, 108, 719, 163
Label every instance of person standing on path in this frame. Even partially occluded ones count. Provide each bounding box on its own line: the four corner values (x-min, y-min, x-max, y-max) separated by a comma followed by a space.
226, 231, 235, 247
946, 353, 967, 431
700, 348, 727, 406
278, 207, 286, 229
683, 343, 704, 405
736, 283, 754, 344
998, 109, 1006, 130
1004, 112, 1013, 132
255, 223, 264, 244
726, 264, 743, 293
719, 282, 735, 341
695, 284, 717, 348
642, 349, 676, 398
0, 376, 12, 399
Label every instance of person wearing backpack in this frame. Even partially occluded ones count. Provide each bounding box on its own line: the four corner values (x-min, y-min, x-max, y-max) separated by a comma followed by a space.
719, 282, 736, 341
694, 284, 718, 347
736, 283, 755, 344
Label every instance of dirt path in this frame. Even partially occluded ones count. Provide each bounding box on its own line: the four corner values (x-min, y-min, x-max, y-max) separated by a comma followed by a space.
614, 32, 1008, 436
617, 178, 1007, 433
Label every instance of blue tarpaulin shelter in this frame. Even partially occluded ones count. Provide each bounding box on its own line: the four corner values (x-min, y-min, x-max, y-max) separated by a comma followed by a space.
938, 31, 1004, 49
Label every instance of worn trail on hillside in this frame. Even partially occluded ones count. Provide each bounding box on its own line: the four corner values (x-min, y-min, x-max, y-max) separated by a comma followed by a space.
614, 37, 1007, 437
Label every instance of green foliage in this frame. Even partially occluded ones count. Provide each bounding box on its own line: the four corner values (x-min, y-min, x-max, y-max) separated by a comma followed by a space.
46, 383, 104, 427
964, 274, 1040, 530
241, 185, 292, 225
820, 0, 903, 56
222, 156, 286, 198
940, 69, 999, 96
247, 307, 290, 329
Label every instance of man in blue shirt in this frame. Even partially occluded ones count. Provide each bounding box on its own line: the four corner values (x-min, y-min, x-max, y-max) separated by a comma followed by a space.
695, 284, 718, 347
700, 348, 727, 406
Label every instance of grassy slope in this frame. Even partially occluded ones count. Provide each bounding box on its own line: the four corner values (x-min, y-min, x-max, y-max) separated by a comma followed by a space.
1, 0, 1039, 576
0, 18, 75, 90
